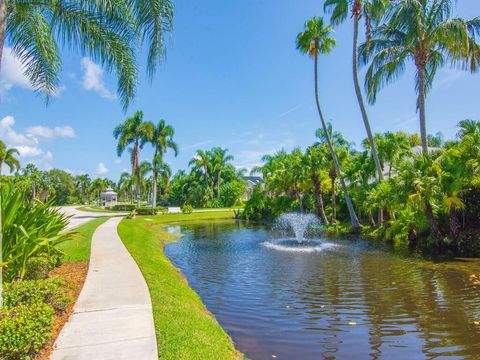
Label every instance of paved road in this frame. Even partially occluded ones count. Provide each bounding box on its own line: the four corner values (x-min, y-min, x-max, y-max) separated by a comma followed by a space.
58, 206, 127, 230
50, 217, 157, 359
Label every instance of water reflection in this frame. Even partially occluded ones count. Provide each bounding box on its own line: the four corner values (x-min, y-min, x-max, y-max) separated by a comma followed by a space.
164, 221, 480, 359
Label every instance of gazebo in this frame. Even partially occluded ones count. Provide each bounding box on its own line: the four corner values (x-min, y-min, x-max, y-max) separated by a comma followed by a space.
100, 186, 117, 207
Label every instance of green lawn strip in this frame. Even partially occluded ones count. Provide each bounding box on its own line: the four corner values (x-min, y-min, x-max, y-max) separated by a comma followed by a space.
118, 211, 242, 360
76, 205, 119, 213
58, 217, 110, 262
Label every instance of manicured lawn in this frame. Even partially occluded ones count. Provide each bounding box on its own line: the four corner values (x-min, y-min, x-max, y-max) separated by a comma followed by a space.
76, 205, 120, 213
118, 211, 243, 360
58, 217, 110, 262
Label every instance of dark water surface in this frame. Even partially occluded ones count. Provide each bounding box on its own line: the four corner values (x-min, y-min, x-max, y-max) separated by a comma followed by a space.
164, 221, 480, 359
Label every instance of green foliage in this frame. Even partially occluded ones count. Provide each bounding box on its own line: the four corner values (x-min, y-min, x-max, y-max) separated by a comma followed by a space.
1, 185, 75, 281
24, 256, 60, 280
0, 302, 54, 360
136, 207, 158, 215
3, 278, 72, 313
181, 204, 193, 214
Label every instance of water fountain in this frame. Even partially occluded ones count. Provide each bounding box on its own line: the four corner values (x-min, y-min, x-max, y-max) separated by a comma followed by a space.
262, 213, 338, 252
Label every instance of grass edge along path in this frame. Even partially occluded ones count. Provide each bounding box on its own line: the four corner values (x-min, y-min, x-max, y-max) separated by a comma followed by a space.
118, 211, 244, 360
58, 217, 110, 262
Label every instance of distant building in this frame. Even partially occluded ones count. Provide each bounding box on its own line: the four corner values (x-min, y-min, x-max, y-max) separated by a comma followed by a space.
243, 176, 263, 199
100, 187, 117, 207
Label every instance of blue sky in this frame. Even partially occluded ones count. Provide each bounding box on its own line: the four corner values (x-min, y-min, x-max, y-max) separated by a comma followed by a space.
1, 0, 479, 180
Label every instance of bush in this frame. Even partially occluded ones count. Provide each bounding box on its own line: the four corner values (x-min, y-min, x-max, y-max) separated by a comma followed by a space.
0, 302, 54, 360
24, 255, 61, 280
181, 204, 193, 214
110, 204, 136, 211
4, 278, 72, 313
135, 207, 158, 215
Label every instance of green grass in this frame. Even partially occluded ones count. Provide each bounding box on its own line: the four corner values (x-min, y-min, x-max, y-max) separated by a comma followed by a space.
58, 217, 110, 262
118, 211, 242, 360
76, 206, 120, 213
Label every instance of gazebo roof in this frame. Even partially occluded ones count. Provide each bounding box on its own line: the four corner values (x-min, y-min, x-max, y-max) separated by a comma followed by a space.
101, 187, 117, 196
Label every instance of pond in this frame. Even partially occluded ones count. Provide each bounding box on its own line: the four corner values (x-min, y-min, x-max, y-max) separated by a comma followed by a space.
164, 220, 480, 359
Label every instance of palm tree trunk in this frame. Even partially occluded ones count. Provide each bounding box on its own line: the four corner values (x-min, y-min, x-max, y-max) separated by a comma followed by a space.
331, 175, 337, 223
152, 171, 157, 208
0, 0, 6, 74
352, 14, 384, 182
134, 144, 141, 208
314, 50, 360, 230
417, 65, 429, 154
312, 174, 329, 225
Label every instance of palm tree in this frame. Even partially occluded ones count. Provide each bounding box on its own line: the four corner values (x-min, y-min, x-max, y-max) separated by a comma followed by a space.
138, 161, 152, 202
118, 171, 135, 203
89, 178, 106, 206
0, 0, 174, 108
74, 174, 92, 204
152, 158, 172, 205
209, 147, 234, 200
189, 150, 214, 198
304, 146, 330, 224
324, 0, 390, 183
150, 120, 178, 207
360, 0, 480, 153
0, 140, 20, 175
114, 111, 154, 207
297, 16, 360, 230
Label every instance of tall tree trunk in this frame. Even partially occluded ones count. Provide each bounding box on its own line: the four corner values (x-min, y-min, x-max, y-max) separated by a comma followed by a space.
417, 65, 429, 154
313, 49, 360, 230
369, 212, 376, 227
133, 144, 141, 208
352, 13, 384, 182
312, 174, 329, 225
331, 174, 337, 223
425, 201, 443, 248
152, 171, 157, 208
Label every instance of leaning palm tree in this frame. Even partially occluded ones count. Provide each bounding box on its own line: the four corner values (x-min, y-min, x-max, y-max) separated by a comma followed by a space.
296, 16, 360, 230
360, 0, 480, 153
0, 0, 174, 108
0, 140, 20, 175
150, 120, 178, 207
114, 111, 154, 207
324, 0, 390, 182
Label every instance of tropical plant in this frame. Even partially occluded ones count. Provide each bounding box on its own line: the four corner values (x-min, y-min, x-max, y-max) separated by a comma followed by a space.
323, 0, 391, 182
114, 111, 154, 206
150, 120, 178, 207
0, 0, 174, 108
210, 147, 234, 200
360, 0, 480, 153
0, 140, 20, 175
297, 16, 360, 230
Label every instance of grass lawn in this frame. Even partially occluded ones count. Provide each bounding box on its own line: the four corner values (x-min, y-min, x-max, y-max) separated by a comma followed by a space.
76, 205, 120, 213
118, 211, 243, 360
58, 217, 110, 262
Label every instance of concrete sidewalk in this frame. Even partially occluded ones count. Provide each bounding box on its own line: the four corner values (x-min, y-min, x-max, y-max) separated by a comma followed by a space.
50, 217, 157, 360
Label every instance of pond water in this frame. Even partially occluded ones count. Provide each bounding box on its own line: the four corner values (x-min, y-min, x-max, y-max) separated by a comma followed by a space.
164, 220, 480, 359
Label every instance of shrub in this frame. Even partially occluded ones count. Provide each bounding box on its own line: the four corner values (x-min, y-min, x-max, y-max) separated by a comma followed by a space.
3, 278, 72, 313
24, 255, 61, 280
181, 204, 193, 214
110, 204, 136, 211
0, 302, 54, 360
0, 185, 76, 281
135, 207, 158, 215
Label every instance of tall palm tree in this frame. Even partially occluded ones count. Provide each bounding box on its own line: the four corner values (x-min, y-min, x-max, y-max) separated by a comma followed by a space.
360, 0, 480, 153
0, 140, 19, 175
210, 147, 234, 200
324, 0, 390, 183
118, 171, 135, 203
0, 0, 174, 108
74, 174, 92, 204
150, 120, 178, 207
89, 178, 106, 206
296, 16, 360, 230
114, 111, 154, 207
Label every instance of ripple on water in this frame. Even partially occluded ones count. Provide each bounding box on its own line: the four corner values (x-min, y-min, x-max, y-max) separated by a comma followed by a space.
261, 239, 339, 253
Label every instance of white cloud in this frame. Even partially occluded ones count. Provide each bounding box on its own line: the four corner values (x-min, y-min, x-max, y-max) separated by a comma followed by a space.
0, 116, 38, 147
26, 125, 76, 139
96, 162, 109, 175
0, 47, 33, 93
81, 58, 117, 100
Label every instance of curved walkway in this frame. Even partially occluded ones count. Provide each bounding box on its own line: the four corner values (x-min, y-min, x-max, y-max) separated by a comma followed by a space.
58, 206, 127, 230
50, 217, 157, 359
